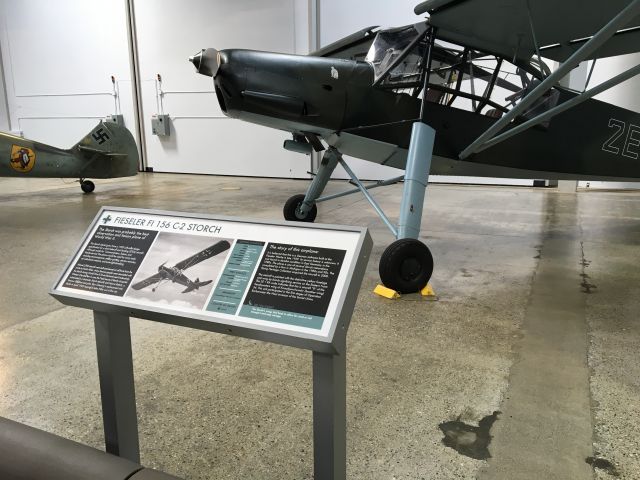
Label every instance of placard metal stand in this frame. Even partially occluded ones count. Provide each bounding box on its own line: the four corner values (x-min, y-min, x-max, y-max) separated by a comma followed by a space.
51, 207, 372, 480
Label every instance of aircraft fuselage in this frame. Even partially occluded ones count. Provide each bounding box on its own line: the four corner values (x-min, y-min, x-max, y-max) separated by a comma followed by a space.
158, 265, 191, 287
158, 264, 210, 293
0, 123, 138, 179
209, 47, 640, 181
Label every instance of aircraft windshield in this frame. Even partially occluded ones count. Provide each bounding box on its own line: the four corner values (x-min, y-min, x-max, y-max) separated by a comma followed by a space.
365, 26, 424, 83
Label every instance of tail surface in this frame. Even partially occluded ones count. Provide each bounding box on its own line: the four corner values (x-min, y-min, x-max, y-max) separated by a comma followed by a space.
71, 122, 139, 178
181, 279, 213, 294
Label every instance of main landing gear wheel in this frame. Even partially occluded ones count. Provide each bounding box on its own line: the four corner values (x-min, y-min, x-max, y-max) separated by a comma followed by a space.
283, 194, 317, 222
379, 238, 433, 294
80, 180, 95, 194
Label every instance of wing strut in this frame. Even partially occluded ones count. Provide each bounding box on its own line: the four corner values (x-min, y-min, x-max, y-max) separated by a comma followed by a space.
458, 0, 640, 160
473, 63, 640, 154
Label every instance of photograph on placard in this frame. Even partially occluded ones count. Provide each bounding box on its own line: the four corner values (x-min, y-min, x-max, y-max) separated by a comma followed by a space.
126, 232, 232, 311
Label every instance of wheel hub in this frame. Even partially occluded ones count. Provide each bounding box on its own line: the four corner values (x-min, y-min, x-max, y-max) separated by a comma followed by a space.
400, 257, 421, 280
295, 205, 307, 219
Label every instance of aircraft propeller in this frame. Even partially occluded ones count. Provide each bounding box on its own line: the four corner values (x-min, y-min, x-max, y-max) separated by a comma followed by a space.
189, 48, 221, 78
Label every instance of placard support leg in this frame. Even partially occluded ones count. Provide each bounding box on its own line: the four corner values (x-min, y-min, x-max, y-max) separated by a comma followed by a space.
312, 350, 346, 480
94, 311, 140, 463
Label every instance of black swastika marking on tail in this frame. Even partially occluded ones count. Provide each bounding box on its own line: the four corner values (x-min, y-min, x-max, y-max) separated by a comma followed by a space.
92, 128, 110, 145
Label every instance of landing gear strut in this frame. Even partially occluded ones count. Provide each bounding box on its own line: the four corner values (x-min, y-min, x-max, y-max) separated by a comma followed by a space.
80, 179, 95, 194
379, 122, 436, 293
283, 147, 340, 223
282, 122, 436, 293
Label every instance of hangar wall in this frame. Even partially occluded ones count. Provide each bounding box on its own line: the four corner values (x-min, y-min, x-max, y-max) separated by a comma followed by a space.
0, 0, 312, 179
0, 46, 8, 131
0, 1, 636, 186
133, 0, 312, 178
0, 0, 137, 151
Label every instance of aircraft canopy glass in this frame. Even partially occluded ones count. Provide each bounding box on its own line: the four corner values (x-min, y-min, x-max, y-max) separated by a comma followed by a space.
364, 24, 560, 124
365, 26, 425, 83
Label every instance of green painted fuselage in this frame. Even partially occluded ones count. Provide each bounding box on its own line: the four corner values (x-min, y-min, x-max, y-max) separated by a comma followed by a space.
0, 122, 138, 179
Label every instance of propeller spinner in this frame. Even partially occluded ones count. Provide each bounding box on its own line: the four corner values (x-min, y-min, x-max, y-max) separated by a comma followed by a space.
189, 48, 221, 77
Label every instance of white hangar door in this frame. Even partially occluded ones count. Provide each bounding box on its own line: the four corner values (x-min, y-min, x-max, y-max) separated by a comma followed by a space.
133, 0, 312, 178
318, 0, 534, 185
0, 0, 136, 152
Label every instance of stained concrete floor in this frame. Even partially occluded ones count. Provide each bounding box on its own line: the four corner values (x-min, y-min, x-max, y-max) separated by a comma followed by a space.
0, 173, 639, 479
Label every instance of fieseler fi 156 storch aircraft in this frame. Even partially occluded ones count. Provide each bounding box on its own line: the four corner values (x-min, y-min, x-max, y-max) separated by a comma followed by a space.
190, 0, 640, 293
0, 121, 138, 193
132, 240, 231, 294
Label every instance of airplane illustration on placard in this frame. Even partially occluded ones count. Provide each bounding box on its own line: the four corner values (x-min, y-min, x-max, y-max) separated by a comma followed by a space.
132, 240, 231, 293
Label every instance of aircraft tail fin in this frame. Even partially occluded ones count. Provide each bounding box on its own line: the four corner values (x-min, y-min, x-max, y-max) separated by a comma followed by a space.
181, 278, 213, 294
71, 121, 139, 178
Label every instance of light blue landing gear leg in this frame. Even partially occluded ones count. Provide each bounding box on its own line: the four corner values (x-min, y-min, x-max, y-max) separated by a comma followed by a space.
379, 122, 436, 293
283, 147, 340, 223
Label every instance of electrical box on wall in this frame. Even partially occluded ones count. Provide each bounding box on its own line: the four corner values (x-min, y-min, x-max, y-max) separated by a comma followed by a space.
105, 114, 125, 126
151, 114, 170, 136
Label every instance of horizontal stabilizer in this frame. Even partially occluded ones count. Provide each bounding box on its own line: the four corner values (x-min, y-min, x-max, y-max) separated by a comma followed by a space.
77, 145, 127, 156
181, 279, 213, 294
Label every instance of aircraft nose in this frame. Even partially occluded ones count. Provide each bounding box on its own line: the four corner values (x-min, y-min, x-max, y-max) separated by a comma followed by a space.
189, 48, 221, 78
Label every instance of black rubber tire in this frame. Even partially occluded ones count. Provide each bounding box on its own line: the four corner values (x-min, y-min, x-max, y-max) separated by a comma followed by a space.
283, 194, 317, 222
379, 238, 434, 294
81, 180, 95, 194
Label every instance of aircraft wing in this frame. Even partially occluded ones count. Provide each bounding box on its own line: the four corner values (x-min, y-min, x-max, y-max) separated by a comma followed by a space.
415, 0, 640, 62
173, 240, 231, 271
131, 272, 164, 290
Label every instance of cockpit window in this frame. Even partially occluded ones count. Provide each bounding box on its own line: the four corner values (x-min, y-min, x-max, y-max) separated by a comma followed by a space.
365, 26, 424, 84
364, 24, 559, 125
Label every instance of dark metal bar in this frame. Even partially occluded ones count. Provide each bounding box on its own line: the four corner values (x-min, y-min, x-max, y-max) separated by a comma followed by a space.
447, 47, 467, 106
313, 351, 347, 480
338, 159, 398, 237
584, 59, 597, 91
420, 27, 437, 121
316, 175, 405, 203
476, 58, 503, 113
468, 51, 478, 111
340, 118, 420, 134
94, 312, 140, 463
413, 32, 433, 98
526, 0, 545, 77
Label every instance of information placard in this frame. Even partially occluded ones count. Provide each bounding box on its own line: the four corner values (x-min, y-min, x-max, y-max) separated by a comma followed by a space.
51, 207, 371, 350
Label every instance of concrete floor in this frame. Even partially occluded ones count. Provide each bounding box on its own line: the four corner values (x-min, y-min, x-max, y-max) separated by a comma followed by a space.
0, 173, 638, 479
